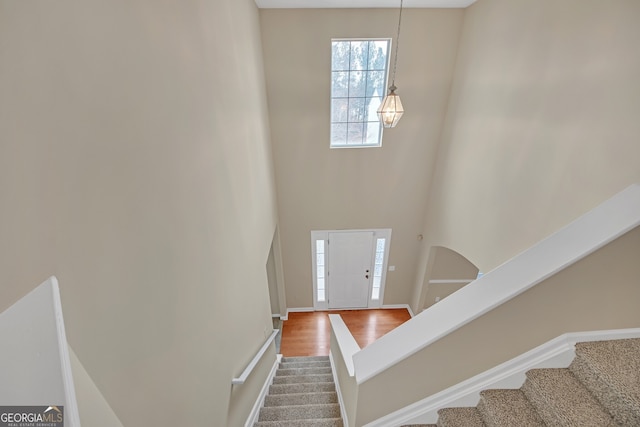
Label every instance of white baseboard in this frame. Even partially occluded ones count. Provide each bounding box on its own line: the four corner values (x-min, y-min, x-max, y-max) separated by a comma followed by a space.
329, 351, 349, 427
282, 307, 315, 320
244, 354, 281, 427
364, 328, 640, 427
381, 304, 415, 317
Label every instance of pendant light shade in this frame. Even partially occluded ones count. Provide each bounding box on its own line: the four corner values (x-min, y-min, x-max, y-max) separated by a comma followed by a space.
377, 85, 404, 128
377, 0, 405, 128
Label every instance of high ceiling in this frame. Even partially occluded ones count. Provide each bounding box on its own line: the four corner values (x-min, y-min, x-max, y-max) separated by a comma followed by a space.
255, 0, 477, 8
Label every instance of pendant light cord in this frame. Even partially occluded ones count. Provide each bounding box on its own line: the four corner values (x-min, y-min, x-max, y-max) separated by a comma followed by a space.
390, 0, 404, 88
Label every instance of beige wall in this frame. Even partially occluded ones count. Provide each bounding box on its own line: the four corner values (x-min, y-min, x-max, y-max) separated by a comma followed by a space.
419, 0, 640, 284
0, 0, 277, 425
260, 8, 464, 308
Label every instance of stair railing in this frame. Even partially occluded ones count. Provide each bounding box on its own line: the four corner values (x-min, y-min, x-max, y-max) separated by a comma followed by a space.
232, 329, 280, 385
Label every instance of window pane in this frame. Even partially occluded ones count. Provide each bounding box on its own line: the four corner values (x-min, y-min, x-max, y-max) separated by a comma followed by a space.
316, 240, 324, 253
332, 72, 349, 98
349, 71, 365, 98
317, 253, 324, 266
373, 276, 381, 287
317, 278, 325, 290
368, 40, 389, 70
347, 122, 364, 145
372, 287, 380, 300
367, 71, 386, 98
332, 98, 348, 122
348, 98, 365, 122
318, 289, 325, 301
331, 123, 347, 145
376, 238, 386, 252
375, 251, 384, 264
364, 121, 381, 145
374, 264, 382, 277
332, 41, 350, 71
349, 41, 368, 70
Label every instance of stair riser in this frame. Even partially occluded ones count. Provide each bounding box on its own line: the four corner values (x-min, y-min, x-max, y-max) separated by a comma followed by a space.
268, 383, 336, 395
272, 374, 334, 384
569, 340, 640, 426
264, 392, 338, 407
280, 361, 331, 369
258, 404, 341, 421
276, 367, 333, 376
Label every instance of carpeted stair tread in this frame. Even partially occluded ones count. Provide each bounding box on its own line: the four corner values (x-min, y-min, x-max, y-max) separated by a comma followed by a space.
272, 373, 335, 384
477, 389, 544, 427
258, 403, 341, 421
276, 367, 333, 376
264, 391, 338, 407
254, 419, 343, 427
522, 368, 617, 426
268, 382, 336, 395
437, 407, 485, 426
281, 356, 330, 363
569, 338, 640, 426
280, 360, 331, 369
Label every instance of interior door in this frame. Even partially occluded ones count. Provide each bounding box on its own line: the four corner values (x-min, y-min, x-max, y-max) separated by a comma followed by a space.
328, 231, 374, 309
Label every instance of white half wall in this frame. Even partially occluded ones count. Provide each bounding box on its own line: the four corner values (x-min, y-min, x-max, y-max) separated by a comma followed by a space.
0, 276, 80, 426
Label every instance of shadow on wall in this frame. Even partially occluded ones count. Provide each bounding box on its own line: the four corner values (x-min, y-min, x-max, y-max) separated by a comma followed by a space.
423, 246, 479, 310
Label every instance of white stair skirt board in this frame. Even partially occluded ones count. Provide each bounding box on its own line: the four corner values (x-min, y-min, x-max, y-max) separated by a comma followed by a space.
244, 354, 281, 427
364, 328, 640, 426
330, 351, 350, 427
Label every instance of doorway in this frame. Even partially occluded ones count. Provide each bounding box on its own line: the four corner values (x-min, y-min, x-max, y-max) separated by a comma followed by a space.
311, 229, 391, 310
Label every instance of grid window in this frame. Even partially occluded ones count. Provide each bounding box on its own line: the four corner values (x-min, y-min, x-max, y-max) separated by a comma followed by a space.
371, 238, 386, 300
316, 240, 326, 302
331, 39, 390, 148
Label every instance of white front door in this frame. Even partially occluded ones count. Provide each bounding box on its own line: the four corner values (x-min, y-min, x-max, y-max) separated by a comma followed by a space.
328, 231, 374, 309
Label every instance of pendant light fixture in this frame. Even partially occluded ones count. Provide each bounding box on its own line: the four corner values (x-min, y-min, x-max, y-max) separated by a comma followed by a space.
377, 0, 405, 128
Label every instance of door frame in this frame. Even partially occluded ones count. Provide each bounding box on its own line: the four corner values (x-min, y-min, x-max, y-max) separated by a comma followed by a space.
311, 228, 392, 310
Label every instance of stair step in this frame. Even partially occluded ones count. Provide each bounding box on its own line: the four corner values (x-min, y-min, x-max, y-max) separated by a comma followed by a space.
254, 418, 343, 427
264, 391, 338, 407
281, 356, 330, 363
569, 338, 640, 426
268, 382, 336, 395
437, 407, 484, 426
272, 374, 334, 384
477, 389, 544, 427
258, 403, 341, 421
276, 367, 333, 376
280, 360, 331, 369
522, 368, 617, 426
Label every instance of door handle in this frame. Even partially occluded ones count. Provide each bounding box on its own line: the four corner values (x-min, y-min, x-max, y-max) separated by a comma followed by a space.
365, 274, 369, 279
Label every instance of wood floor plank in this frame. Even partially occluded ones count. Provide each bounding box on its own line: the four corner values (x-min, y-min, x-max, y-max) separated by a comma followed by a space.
280, 309, 411, 357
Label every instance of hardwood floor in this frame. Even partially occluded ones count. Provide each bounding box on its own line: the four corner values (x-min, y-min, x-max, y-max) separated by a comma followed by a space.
279, 309, 412, 357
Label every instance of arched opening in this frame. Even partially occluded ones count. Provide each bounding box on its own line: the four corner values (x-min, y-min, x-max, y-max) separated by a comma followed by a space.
420, 246, 479, 312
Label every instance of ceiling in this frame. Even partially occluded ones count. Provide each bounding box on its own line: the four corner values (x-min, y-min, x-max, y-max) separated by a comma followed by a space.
255, 0, 477, 8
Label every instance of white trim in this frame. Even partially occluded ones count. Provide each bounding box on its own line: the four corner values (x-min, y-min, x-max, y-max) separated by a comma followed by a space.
328, 314, 361, 376
353, 183, 640, 384
232, 329, 280, 385
381, 304, 415, 317
49, 277, 81, 427
329, 351, 350, 427
364, 328, 640, 426
428, 279, 474, 284
311, 229, 392, 310
244, 354, 281, 427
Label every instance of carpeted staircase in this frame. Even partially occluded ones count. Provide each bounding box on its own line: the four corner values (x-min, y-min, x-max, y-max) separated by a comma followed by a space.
255, 355, 344, 426
404, 338, 640, 427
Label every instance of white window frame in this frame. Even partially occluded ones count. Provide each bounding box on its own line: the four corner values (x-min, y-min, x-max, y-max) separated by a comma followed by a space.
330, 38, 391, 149
311, 228, 392, 310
